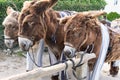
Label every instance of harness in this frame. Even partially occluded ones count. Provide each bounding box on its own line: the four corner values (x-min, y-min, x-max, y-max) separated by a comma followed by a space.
4, 37, 18, 41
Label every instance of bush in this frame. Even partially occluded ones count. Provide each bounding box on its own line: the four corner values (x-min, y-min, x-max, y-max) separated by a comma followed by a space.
106, 12, 120, 21
0, 1, 23, 25
54, 1, 106, 11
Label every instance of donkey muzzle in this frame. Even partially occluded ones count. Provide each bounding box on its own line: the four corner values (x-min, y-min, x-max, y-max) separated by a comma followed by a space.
18, 37, 33, 51
63, 45, 76, 58
4, 39, 14, 48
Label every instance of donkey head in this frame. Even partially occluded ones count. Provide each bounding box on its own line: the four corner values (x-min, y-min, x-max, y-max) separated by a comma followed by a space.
2, 6, 19, 48
62, 11, 106, 58
18, 0, 58, 51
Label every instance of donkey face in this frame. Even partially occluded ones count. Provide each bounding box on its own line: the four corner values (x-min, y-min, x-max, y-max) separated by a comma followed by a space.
18, 0, 58, 51
63, 11, 105, 58
64, 25, 87, 58
18, 14, 45, 51
2, 6, 19, 48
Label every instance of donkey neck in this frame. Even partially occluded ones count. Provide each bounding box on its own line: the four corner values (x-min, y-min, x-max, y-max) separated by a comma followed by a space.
43, 9, 63, 41
41, 9, 64, 58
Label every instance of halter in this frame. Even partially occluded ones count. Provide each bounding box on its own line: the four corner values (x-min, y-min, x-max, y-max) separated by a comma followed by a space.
64, 42, 74, 48
4, 37, 18, 41
18, 34, 35, 42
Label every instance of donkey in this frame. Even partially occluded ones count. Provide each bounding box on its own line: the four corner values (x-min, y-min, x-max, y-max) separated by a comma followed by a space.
61, 11, 120, 77
2, 6, 19, 48
2, 6, 41, 72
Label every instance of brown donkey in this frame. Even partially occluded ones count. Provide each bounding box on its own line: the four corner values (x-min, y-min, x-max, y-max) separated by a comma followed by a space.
62, 12, 120, 77
2, 6, 19, 48
2, 6, 42, 72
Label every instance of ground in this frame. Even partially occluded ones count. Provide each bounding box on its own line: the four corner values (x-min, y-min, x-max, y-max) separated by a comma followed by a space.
0, 51, 120, 80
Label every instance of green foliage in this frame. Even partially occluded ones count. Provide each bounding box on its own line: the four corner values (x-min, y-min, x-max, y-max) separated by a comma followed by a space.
0, 1, 23, 26
106, 12, 120, 21
54, 0, 106, 11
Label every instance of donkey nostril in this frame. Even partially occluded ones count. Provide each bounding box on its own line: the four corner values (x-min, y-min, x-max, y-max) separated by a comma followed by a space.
6, 42, 11, 48
21, 43, 26, 49
7, 42, 10, 46
64, 50, 72, 58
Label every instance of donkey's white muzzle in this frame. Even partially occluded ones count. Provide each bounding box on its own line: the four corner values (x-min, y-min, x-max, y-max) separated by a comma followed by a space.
4, 39, 14, 48
4, 35, 14, 48
18, 37, 33, 51
63, 45, 76, 58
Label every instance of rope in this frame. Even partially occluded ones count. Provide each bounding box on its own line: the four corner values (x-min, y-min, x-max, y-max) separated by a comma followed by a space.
28, 48, 41, 67
28, 47, 86, 80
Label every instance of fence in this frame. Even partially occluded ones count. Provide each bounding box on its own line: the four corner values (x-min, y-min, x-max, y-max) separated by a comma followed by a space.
2, 52, 96, 80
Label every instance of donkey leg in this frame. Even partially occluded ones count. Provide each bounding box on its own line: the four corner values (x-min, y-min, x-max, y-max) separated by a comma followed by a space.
26, 52, 34, 72
110, 61, 120, 76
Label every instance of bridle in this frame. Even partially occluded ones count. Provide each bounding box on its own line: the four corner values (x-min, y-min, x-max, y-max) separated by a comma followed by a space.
64, 42, 74, 48
4, 37, 18, 41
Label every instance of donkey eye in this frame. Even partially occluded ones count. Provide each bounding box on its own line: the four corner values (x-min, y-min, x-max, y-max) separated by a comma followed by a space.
12, 26, 17, 30
28, 22, 35, 27
74, 32, 79, 37
30, 36, 35, 41
8, 24, 12, 27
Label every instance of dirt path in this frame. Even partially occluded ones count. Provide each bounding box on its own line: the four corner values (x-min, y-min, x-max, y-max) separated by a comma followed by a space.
0, 53, 26, 79
0, 52, 120, 80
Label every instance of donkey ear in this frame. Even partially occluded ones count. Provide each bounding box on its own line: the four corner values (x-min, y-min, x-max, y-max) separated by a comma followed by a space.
30, 0, 58, 14
57, 16, 72, 25
6, 6, 15, 15
22, 1, 35, 11
87, 11, 106, 18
